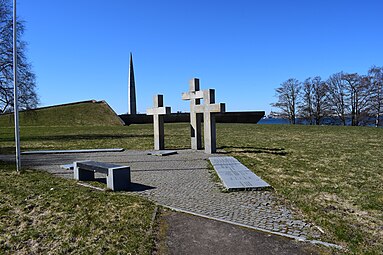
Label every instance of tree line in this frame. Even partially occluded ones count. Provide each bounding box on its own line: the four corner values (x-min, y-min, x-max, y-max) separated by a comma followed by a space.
0, 0, 38, 114
272, 66, 383, 127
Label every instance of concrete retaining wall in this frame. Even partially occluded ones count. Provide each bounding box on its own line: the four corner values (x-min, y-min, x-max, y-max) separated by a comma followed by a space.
119, 111, 265, 125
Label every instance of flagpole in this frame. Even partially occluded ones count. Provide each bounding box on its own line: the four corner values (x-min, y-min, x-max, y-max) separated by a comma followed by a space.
13, 0, 21, 172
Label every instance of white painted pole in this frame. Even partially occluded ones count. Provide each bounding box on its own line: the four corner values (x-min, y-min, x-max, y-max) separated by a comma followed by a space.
13, 0, 21, 172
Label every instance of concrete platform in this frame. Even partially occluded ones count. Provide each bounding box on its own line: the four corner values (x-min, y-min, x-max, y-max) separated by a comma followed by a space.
21, 148, 125, 155
0, 150, 324, 244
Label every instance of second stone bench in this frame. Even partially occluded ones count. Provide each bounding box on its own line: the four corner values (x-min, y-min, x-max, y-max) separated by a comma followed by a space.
73, 160, 131, 191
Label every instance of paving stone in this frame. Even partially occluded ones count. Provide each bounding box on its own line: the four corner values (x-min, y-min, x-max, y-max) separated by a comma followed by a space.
0, 150, 322, 240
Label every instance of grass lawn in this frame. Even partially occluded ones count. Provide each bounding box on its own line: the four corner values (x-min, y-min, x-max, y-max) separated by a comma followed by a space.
218, 124, 383, 255
0, 123, 382, 254
0, 161, 156, 254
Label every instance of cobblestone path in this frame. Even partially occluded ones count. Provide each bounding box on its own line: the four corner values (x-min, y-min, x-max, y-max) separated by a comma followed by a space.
0, 150, 322, 241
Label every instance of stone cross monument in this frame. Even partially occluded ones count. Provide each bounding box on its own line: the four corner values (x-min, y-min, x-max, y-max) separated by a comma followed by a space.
128, 52, 137, 114
195, 89, 225, 154
181, 78, 203, 150
146, 95, 171, 150
182, 79, 225, 154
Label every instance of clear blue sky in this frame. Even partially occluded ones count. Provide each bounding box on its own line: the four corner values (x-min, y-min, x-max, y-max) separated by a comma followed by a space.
18, 0, 383, 114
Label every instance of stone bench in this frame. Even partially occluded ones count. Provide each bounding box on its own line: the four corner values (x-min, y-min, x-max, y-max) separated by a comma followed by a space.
73, 160, 131, 191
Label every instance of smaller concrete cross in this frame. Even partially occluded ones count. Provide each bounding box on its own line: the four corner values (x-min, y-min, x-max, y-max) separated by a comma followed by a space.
182, 78, 204, 150
194, 89, 225, 154
146, 95, 171, 150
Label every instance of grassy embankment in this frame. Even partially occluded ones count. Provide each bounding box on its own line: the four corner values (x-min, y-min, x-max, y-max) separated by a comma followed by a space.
0, 100, 123, 127
1, 103, 382, 254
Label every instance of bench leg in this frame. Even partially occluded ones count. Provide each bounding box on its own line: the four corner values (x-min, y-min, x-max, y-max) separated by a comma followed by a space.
74, 162, 95, 181
107, 167, 131, 191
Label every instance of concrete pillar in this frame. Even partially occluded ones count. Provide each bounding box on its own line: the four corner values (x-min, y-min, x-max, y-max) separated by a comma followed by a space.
182, 79, 204, 150
128, 53, 137, 114
189, 79, 203, 150
195, 89, 225, 154
147, 94, 171, 150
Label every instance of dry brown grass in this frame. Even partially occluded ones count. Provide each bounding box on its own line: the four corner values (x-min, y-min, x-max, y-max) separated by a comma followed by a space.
0, 163, 156, 254
218, 124, 383, 254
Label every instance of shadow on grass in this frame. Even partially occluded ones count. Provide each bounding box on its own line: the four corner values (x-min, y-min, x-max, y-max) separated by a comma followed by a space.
165, 147, 190, 150
219, 146, 288, 156
95, 177, 155, 192
0, 147, 15, 154
0, 133, 153, 142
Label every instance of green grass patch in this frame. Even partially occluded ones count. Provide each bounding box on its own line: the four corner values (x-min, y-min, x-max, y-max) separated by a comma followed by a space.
218, 124, 383, 255
0, 161, 156, 254
0, 123, 189, 154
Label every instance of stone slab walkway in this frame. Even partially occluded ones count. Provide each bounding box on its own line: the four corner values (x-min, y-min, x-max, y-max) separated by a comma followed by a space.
209, 156, 271, 190
0, 150, 324, 243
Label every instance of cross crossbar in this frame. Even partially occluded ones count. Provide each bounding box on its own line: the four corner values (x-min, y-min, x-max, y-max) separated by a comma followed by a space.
182, 90, 204, 101
194, 103, 225, 113
147, 107, 171, 115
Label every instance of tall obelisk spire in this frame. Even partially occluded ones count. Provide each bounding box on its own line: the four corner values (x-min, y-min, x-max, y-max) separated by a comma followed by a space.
128, 52, 137, 114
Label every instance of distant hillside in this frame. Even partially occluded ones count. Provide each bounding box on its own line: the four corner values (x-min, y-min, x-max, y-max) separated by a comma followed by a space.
0, 100, 124, 127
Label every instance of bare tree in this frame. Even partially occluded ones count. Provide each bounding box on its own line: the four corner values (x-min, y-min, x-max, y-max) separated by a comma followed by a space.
299, 78, 314, 124
272, 78, 301, 124
299, 76, 330, 125
342, 73, 371, 126
327, 72, 348, 125
0, 0, 38, 114
273, 68, 383, 127
368, 66, 383, 127
312, 77, 330, 125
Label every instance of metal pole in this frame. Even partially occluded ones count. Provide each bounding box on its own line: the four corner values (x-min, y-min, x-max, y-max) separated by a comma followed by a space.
13, 0, 21, 172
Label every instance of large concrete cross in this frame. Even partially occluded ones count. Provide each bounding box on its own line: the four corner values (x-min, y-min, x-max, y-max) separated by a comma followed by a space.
181, 78, 203, 150
146, 95, 171, 150
182, 79, 225, 154
195, 89, 225, 154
